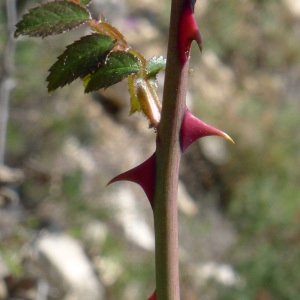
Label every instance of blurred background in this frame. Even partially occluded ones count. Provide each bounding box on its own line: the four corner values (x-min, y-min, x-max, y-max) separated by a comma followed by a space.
0, 0, 300, 299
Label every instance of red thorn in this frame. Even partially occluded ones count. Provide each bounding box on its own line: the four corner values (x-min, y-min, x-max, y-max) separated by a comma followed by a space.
180, 108, 234, 152
178, 0, 202, 66
148, 290, 156, 300
108, 154, 156, 209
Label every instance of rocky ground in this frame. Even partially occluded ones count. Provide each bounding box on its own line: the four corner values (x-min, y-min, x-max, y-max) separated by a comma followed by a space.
1, 0, 300, 299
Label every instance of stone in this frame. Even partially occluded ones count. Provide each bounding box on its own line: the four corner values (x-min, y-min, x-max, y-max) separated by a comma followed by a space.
0, 165, 24, 185
0, 253, 8, 300
34, 233, 104, 300
178, 181, 199, 216
284, 0, 300, 18
107, 183, 155, 251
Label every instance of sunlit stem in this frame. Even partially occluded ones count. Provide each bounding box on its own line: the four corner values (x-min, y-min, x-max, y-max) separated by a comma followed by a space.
154, 0, 190, 299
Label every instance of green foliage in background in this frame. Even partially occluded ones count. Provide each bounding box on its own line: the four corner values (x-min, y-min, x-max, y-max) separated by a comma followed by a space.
197, 1, 300, 299
1, 0, 300, 298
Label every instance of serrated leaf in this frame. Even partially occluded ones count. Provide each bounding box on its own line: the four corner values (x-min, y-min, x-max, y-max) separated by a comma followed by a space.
79, 0, 93, 5
84, 51, 140, 92
47, 34, 115, 92
146, 56, 166, 79
70, 0, 93, 5
15, 1, 91, 38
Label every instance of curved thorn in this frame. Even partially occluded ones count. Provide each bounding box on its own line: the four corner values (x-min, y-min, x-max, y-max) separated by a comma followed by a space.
107, 154, 156, 209
180, 107, 234, 152
178, 0, 202, 66
148, 290, 156, 300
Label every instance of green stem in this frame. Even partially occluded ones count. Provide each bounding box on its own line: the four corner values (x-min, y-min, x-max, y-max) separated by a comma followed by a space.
154, 0, 190, 299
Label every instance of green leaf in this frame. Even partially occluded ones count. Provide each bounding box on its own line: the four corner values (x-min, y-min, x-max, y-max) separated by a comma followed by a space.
15, 1, 91, 38
47, 34, 115, 92
79, 0, 93, 5
70, 0, 93, 5
146, 56, 166, 79
84, 51, 140, 92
